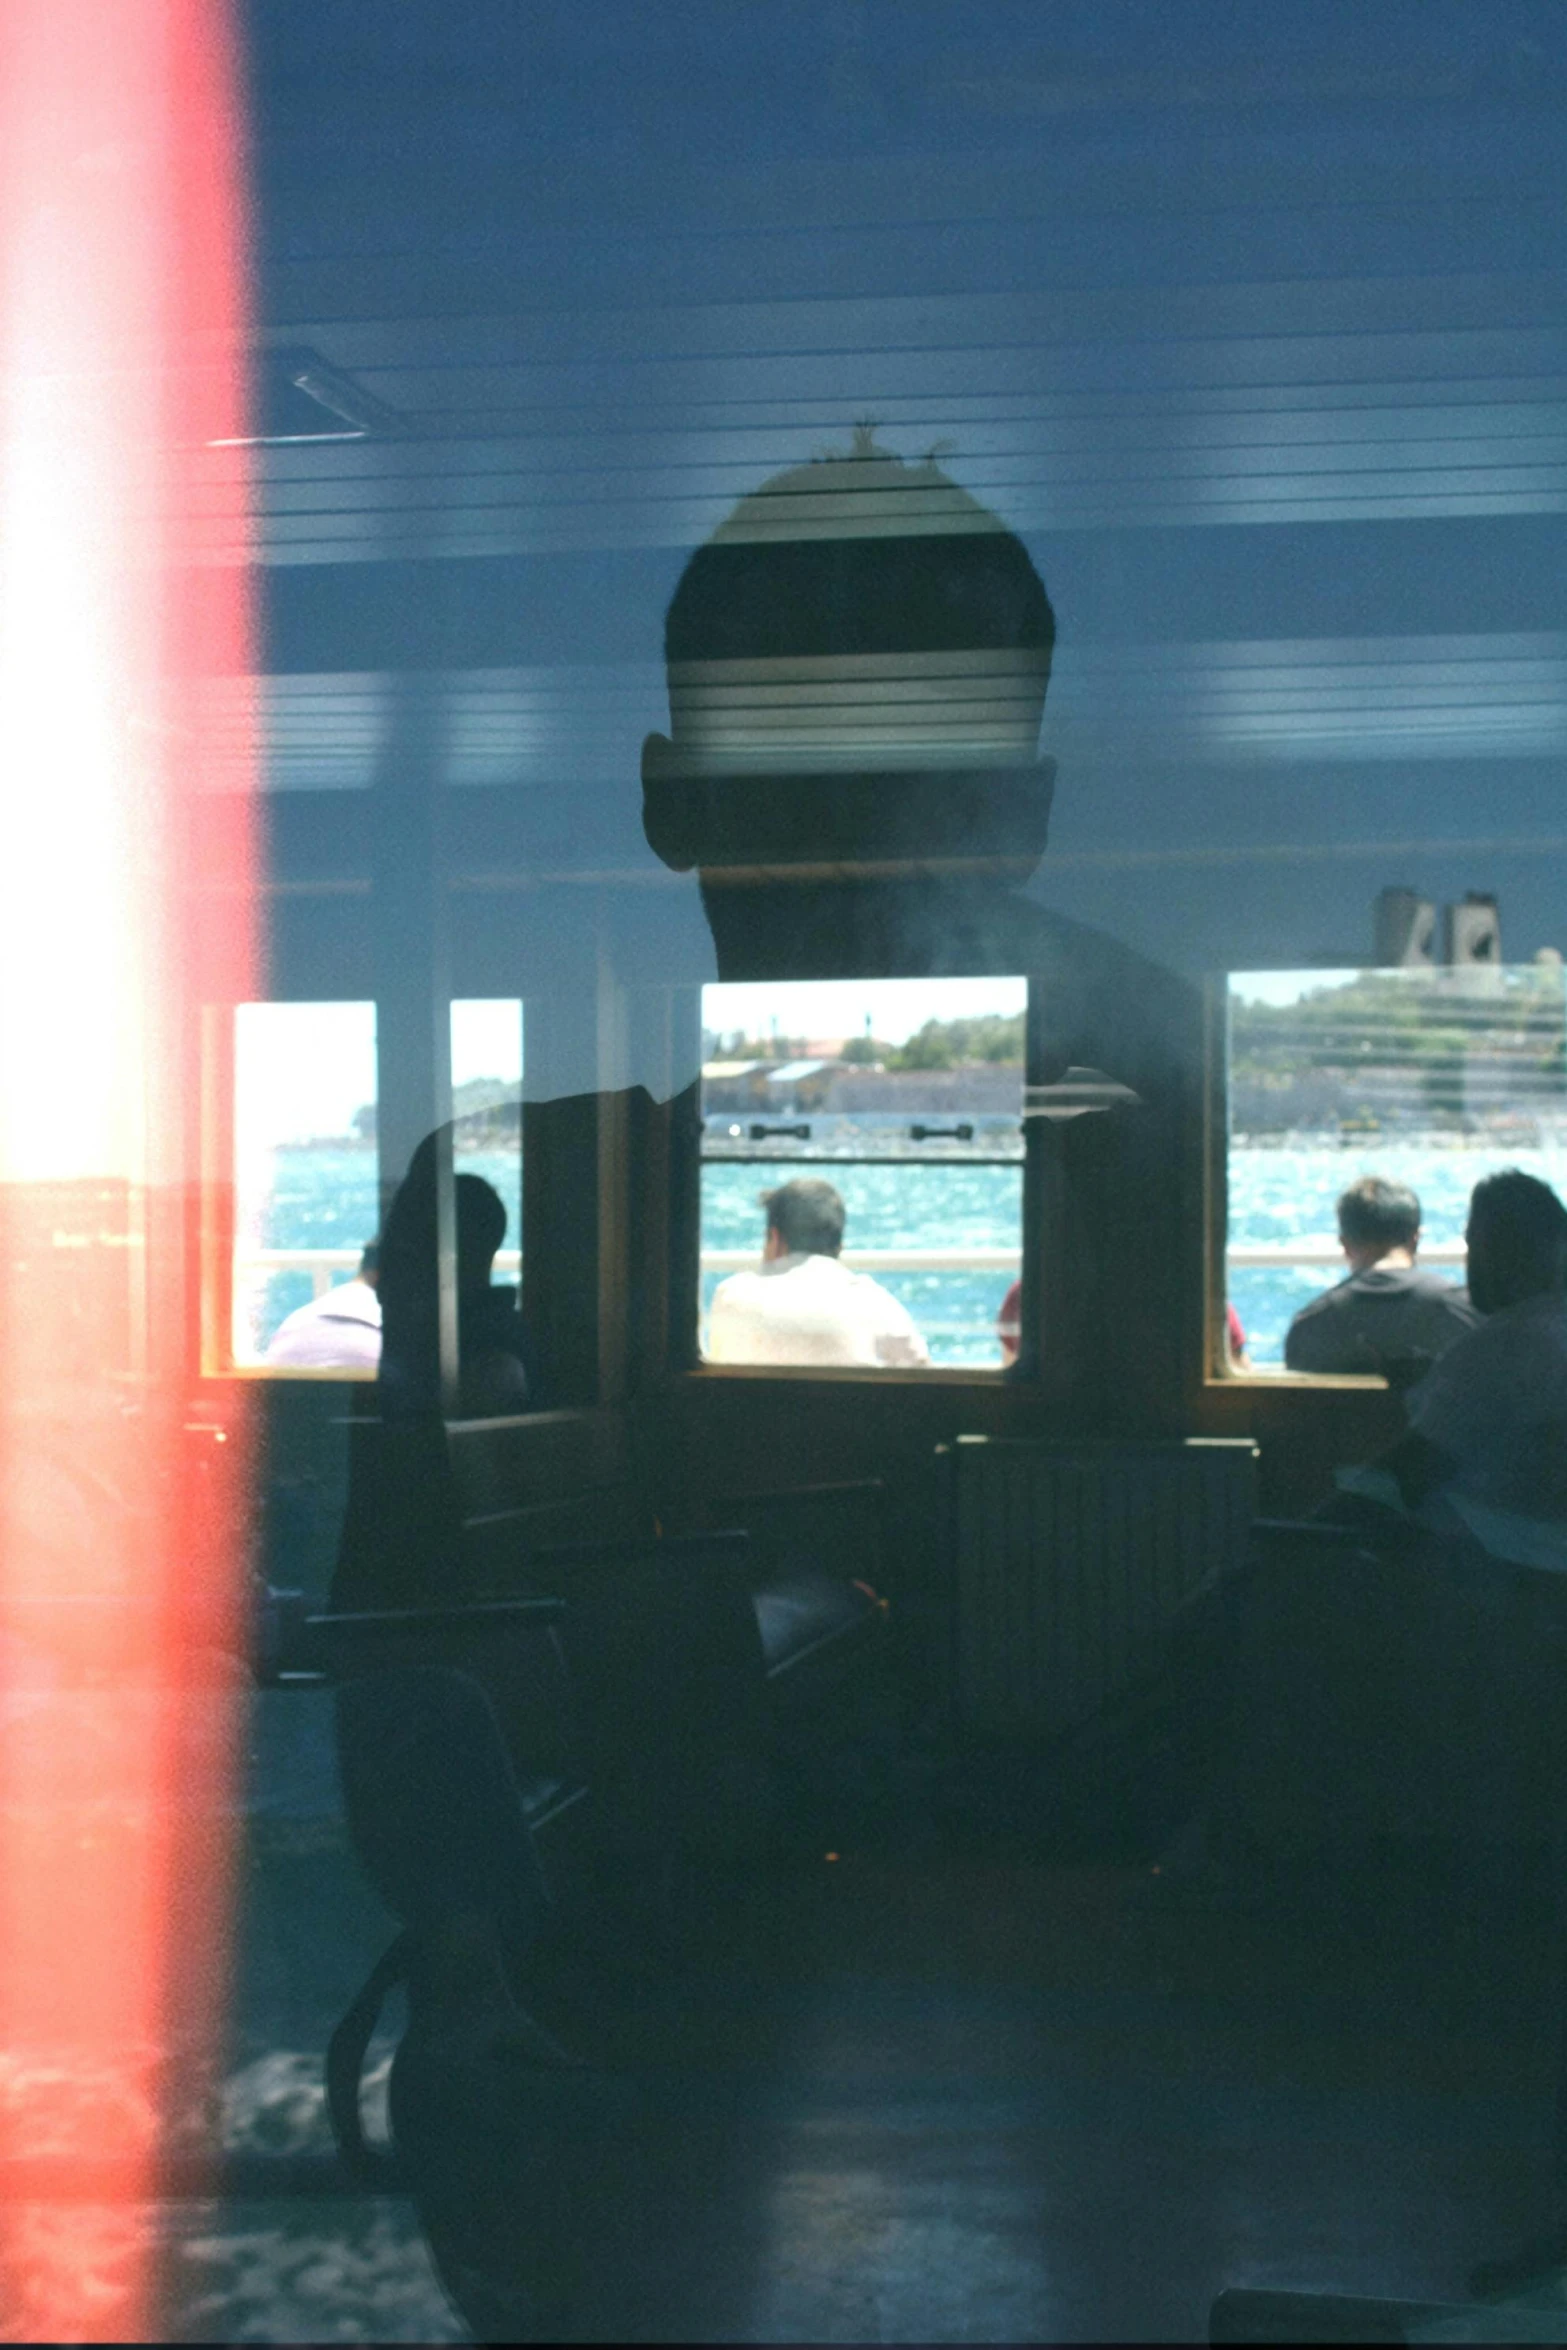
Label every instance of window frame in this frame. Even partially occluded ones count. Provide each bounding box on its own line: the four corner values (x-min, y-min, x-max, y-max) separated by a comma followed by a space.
689, 975, 1038, 1386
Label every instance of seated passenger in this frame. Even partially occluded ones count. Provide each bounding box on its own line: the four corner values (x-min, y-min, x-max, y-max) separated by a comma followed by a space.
265, 1241, 382, 1370
1162, 1171, 1567, 1895
1284, 1175, 1476, 1380
706, 1178, 930, 1368
378, 1147, 533, 1417
1225, 1303, 1251, 1372
1347, 1168, 1567, 1559
997, 1278, 1021, 1365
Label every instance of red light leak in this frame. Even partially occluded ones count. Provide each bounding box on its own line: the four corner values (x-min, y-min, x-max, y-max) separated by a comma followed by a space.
0, 2, 257, 2339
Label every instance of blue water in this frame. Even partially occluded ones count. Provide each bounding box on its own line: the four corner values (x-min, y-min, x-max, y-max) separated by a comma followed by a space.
250, 1138, 1567, 1371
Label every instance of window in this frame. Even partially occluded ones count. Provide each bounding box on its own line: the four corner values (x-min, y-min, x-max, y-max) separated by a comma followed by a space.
451, 997, 524, 1298
1224, 960, 1567, 1374
700, 977, 1025, 1370
230, 997, 523, 1371
232, 1000, 379, 1370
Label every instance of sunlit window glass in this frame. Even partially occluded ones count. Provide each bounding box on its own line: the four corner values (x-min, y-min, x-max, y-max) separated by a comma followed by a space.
1226, 954, 1567, 1375
701, 977, 1025, 1369
451, 997, 524, 1294
232, 1001, 380, 1368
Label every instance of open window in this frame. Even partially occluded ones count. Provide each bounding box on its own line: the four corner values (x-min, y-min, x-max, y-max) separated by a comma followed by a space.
1222, 962, 1567, 1376
224, 996, 523, 1374
699, 977, 1026, 1371
450, 996, 524, 1298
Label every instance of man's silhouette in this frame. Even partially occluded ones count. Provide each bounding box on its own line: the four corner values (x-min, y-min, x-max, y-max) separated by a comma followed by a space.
642, 437, 1205, 1415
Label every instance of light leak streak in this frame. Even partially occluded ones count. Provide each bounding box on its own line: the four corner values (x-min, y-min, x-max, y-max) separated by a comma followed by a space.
0, 2, 257, 2338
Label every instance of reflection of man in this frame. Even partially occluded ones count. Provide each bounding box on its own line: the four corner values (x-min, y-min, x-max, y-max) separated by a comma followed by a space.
265, 1242, 381, 1371
1284, 1176, 1475, 1379
643, 437, 1203, 1405
707, 1179, 930, 1368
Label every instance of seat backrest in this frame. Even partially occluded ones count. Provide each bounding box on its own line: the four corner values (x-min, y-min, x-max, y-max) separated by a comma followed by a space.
1232, 1537, 1567, 1849
326, 1528, 770, 1904
333, 1660, 556, 1946
712, 1479, 887, 1593
332, 1415, 463, 1612
537, 1533, 769, 1871
332, 1406, 647, 1612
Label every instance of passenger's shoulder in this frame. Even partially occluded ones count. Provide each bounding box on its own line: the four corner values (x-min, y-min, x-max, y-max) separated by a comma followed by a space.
1418, 1276, 1479, 1318
710, 1268, 759, 1301
1286, 1281, 1348, 1326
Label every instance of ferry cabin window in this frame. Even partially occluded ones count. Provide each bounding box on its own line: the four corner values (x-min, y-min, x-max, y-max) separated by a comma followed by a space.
450, 996, 524, 1284
229, 998, 523, 1374
1224, 957, 1567, 1377
700, 977, 1026, 1370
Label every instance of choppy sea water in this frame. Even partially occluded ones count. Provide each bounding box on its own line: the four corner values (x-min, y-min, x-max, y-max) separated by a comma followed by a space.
253, 1138, 1567, 1370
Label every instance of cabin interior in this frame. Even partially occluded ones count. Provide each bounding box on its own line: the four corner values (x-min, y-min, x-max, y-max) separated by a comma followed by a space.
14, 2, 1567, 2341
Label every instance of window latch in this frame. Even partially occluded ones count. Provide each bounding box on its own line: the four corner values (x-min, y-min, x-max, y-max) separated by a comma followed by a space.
748, 1121, 812, 1141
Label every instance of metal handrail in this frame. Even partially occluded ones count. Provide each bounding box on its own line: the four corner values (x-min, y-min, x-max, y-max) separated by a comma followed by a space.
1227, 1242, 1465, 1267
236, 1238, 1471, 1300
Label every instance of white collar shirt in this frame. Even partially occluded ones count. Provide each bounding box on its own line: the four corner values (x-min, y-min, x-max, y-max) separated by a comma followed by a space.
705, 1250, 931, 1369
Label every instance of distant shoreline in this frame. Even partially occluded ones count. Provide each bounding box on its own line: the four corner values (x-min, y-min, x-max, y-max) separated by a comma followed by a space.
1232, 1126, 1567, 1150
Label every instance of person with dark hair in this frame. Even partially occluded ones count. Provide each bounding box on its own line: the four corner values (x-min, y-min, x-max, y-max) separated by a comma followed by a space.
265, 1240, 382, 1371
377, 1145, 532, 1418
643, 435, 1202, 1405
1284, 1175, 1476, 1379
706, 1176, 930, 1367
1355, 1168, 1567, 1546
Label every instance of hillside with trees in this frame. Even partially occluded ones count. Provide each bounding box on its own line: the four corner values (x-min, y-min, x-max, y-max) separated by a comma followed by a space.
1230, 968, 1566, 1138
709, 1009, 1024, 1071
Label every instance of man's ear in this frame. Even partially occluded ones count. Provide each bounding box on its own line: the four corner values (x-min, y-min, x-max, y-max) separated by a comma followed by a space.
641, 731, 698, 872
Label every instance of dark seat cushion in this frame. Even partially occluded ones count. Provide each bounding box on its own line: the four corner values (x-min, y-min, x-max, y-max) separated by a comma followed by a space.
335, 1666, 562, 1948
752, 1569, 884, 1681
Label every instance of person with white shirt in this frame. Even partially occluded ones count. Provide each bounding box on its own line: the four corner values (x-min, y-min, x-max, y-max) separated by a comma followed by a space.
706, 1178, 931, 1369
265, 1243, 382, 1372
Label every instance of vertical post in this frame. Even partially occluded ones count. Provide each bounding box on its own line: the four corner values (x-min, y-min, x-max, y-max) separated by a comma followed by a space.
595, 899, 631, 1403
372, 677, 457, 1411
1203, 977, 1230, 1385
1020, 972, 1056, 1391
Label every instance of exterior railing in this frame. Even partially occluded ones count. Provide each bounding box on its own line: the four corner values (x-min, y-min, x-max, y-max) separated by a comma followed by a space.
236, 1240, 1471, 1369
240, 1247, 523, 1300
1226, 1242, 1464, 1267
237, 1238, 1469, 1301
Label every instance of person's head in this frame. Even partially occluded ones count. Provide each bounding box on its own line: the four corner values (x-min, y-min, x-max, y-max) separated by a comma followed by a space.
358, 1240, 380, 1288
456, 1173, 508, 1295
643, 434, 1057, 886
1465, 1169, 1567, 1315
1337, 1176, 1421, 1272
762, 1177, 846, 1261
